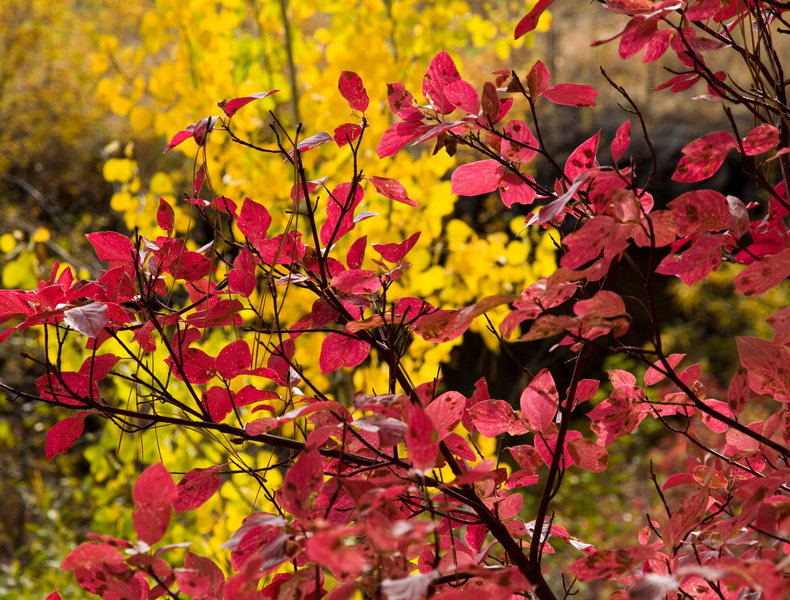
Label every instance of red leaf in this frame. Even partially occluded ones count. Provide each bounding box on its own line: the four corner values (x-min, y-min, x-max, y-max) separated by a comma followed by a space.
643, 28, 674, 62
424, 391, 465, 441
372, 232, 421, 263
164, 129, 194, 153
219, 90, 278, 117
346, 235, 367, 269
46, 413, 87, 460
166, 348, 216, 384
237, 197, 272, 246
259, 231, 306, 265
444, 79, 480, 114
514, 0, 555, 39
422, 50, 462, 115
45, 591, 62, 600
331, 269, 381, 294
644, 353, 685, 386
281, 448, 323, 519
406, 405, 439, 474
132, 463, 176, 545
157, 197, 175, 235
736, 336, 790, 402
173, 465, 222, 513
319, 333, 371, 374
527, 172, 593, 226
668, 189, 730, 236
86, 231, 135, 263
203, 386, 234, 421
216, 340, 251, 380
228, 247, 257, 297
567, 437, 609, 472
671, 131, 737, 182
451, 160, 504, 195
502, 120, 538, 164
499, 172, 537, 207
564, 131, 600, 182
611, 120, 631, 162
177, 552, 224, 599
527, 60, 551, 98
520, 368, 559, 433
333, 123, 363, 147
338, 71, 369, 112
468, 399, 528, 437
377, 121, 432, 158
570, 543, 661, 581
367, 176, 418, 207
742, 123, 780, 156
321, 181, 365, 247
63, 303, 109, 338
386, 82, 424, 122
413, 294, 518, 343
78, 354, 120, 381
619, 16, 657, 59
544, 83, 598, 107
0, 291, 33, 323
656, 233, 727, 285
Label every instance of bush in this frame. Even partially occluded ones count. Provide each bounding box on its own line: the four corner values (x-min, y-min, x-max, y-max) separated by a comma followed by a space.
3, 2, 790, 599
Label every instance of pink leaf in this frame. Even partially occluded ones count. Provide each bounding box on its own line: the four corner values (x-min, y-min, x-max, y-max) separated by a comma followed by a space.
331, 269, 382, 294
527, 172, 593, 226
736, 336, 790, 402
367, 176, 418, 207
45, 591, 62, 600
46, 413, 87, 460
655, 233, 727, 285
742, 123, 780, 156
287, 132, 333, 159
422, 50, 462, 115
514, 0, 555, 39
618, 16, 657, 59
468, 399, 528, 437
564, 132, 600, 182
281, 448, 323, 519
424, 391, 465, 441
544, 83, 598, 107
444, 79, 479, 114
157, 197, 175, 235
413, 294, 518, 343
611, 120, 631, 162
216, 340, 251, 380
644, 353, 685, 386
567, 437, 609, 472
451, 160, 504, 195
86, 231, 136, 263
164, 129, 194, 153
173, 465, 222, 513
319, 333, 371, 374
63, 303, 109, 338
671, 131, 737, 182
228, 247, 257, 297
219, 90, 278, 117
499, 172, 537, 207
406, 405, 439, 473
338, 71, 369, 112
372, 232, 421, 263
667, 189, 730, 236
386, 82, 424, 122
132, 463, 176, 545
377, 121, 432, 158
502, 120, 538, 164
520, 369, 559, 433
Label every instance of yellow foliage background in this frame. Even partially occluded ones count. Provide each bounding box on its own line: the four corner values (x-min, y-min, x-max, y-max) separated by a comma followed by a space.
1, 1, 559, 597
